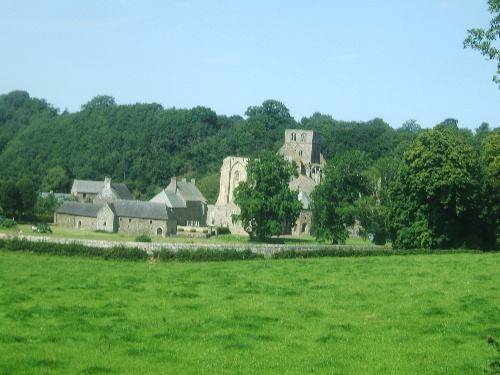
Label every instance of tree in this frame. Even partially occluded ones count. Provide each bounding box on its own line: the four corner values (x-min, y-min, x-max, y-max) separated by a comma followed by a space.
42, 166, 70, 192
464, 0, 500, 87
81, 95, 116, 111
0, 180, 21, 217
480, 133, 500, 248
310, 151, 371, 244
233, 151, 302, 241
16, 177, 37, 217
389, 125, 482, 249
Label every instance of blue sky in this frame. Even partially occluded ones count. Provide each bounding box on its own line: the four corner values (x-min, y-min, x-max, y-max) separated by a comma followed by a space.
1, 1, 498, 130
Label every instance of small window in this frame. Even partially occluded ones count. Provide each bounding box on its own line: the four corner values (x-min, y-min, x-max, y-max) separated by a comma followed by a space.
103, 222, 106, 227
301, 133, 307, 142
290, 132, 296, 141
129, 218, 132, 223
150, 220, 153, 224
299, 150, 303, 156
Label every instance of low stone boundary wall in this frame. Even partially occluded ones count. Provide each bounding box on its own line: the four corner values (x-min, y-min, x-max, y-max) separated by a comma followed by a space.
0, 233, 389, 258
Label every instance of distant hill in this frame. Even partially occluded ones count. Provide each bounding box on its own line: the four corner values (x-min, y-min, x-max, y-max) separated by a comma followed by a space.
0, 91, 422, 200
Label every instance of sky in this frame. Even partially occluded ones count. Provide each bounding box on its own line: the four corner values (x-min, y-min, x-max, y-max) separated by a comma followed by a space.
1, 1, 499, 131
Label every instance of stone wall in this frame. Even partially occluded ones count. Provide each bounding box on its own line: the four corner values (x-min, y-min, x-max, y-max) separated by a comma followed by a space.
0, 233, 389, 258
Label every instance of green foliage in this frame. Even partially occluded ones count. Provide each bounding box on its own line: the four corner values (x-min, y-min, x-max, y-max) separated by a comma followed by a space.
152, 248, 264, 262
216, 227, 230, 235
233, 150, 302, 241
480, 133, 500, 248
135, 234, 151, 242
41, 166, 71, 192
464, 0, 500, 87
389, 126, 484, 249
311, 151, 371, 244
189, 228, 197, 233
0, 238, 147, 261
35, 223, 52, 233
0, 180, 20, 216
0, 218, 17, 228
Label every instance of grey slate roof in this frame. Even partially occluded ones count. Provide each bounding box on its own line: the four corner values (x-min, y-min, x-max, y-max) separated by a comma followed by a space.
72, 180, 133, 199
110, 200, 174, 220
176, 181, 207, 203
56, 202, 104, 217
149, 190, 185, 208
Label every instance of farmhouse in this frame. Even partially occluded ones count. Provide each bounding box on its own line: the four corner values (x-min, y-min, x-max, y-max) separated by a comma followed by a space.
55, 177, 177, 237
55, 200, 176, 237
207, 129, 325, 236
71, 177, 133, 202
150, 177, 207, 227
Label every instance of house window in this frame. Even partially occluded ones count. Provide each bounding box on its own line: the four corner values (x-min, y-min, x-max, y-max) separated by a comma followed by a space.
150, 220, 153, 224
129, 218, 132, 223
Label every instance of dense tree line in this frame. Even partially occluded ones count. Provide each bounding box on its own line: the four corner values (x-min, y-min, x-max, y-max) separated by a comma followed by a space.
0, 90, 498, 249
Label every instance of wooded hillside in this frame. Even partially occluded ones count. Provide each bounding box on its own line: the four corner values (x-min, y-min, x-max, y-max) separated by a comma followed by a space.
0, 90, 492, 203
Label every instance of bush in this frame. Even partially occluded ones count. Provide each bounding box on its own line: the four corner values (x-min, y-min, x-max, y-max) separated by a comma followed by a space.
216, 227, 230, 235
189, 228, 197, 233
135, 234, 151, 242
177, 228, 184, 232
0, 219, 17, 229
36, 223, 52, 234
0, 238, 148, 261
153, 248, 264, 262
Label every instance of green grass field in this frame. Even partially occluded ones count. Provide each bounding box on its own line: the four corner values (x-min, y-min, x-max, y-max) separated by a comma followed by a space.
0, 251, 498, 374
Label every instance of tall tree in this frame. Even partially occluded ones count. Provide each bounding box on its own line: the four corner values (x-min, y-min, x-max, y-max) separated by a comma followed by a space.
233, 151, 302, 241
0, 180, 21, 217
310, 151, 371, 244
389, 125, 482, 249
480, 133, 500, 248
464, 0, 500, 87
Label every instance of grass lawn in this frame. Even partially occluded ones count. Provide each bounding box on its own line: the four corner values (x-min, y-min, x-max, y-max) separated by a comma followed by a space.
0, 251, 498, 374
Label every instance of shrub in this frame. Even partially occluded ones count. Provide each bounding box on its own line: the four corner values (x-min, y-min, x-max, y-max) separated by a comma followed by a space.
153, 248, 264, 262
216, 227, 230, 235
177, 228, 184, 232
135, 234, 151, 242
104, 246, 148, 261
0, 219, 17, 229
189, 228, 197, 233
36, 223, 52, 234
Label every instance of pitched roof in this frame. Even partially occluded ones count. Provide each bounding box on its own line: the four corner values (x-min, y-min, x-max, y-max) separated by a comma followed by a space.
55, 202, 104, 217
149, 190, 185, 208
175, 181, 207, 203
71, 180, 133, 199
110, 200, 174, 220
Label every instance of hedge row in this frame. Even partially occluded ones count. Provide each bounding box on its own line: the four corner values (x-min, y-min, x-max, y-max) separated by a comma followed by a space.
0, 238, 148, 261
0, 238, 486, 263
152, 248, 264, 262
270, 247, 484, 259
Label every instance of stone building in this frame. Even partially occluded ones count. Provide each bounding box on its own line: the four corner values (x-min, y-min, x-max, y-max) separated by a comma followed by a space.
56, 177, 177, 237
207, 129, 325, 236
55, 200, 176, 237
71, 178, 133, 203
150, 177, 208, 227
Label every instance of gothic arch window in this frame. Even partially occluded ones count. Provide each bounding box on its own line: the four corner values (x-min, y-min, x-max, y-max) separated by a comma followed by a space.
301, 133, 307, 142
234, 170, 240, 183
290, 132, 297, 141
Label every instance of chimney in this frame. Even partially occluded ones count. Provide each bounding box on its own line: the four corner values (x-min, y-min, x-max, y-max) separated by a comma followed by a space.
182, 178, 187, 182
191, 178, 196, 185
104, 177, 111, 189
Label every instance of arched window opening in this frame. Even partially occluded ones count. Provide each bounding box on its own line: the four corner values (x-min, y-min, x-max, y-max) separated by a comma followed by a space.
157, 228, 163, 236
291, 132, 297, 141
301, 133, 307, 142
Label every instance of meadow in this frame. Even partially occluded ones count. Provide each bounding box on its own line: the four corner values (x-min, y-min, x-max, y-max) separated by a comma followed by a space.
0, 251, 499, 374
